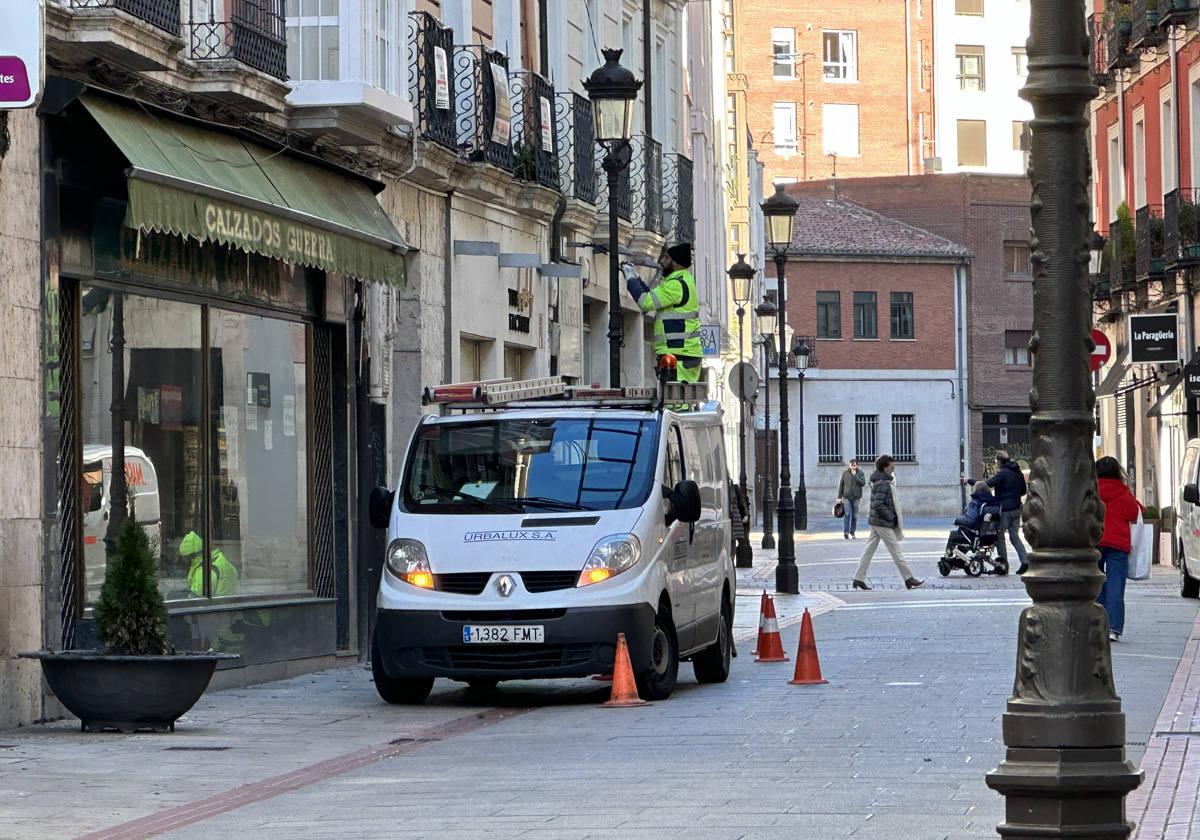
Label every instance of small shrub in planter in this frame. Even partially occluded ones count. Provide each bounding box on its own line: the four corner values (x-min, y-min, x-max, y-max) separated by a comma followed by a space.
93, 514, 170, 655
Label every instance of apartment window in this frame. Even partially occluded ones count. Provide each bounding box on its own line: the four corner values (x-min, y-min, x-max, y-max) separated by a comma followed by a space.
1012, 48, 1028, 81
817, 291, 841, 338
285, 0, 340, 82
1163, 96, 1177, 194
725, 32, 735, 74
855, 415, 879, 462
726, 94, 738, 156
1005, 330, 1033, 366
956, 0, 984, 14
956, 45, 986, 92
853, 291, 877, 339
772, 28, 795, 78
367, 0, 402, 96
892, 415, 916, 463
1012, 121, 1028, 152
890, 292, 915, 339
958, 119, 987, 167
818, 415, 843, 464
1134, 113, 1146, 209
774, 102, 797, 152
823, 103, 860, 157
1005, 241, 1031, 275
823, 30, 858, 82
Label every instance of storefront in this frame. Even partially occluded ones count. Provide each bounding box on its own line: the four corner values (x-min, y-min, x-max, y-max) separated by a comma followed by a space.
47, 90, 407, 680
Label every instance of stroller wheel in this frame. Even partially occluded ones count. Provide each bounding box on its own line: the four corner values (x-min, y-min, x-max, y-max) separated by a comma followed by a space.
966, 557, 984, 578
938, 560, 952, 577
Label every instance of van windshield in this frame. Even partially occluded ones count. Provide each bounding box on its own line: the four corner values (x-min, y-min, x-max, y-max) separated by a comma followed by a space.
403, 417, 660, 514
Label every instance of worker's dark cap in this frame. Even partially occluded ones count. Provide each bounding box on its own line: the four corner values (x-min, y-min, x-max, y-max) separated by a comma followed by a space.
666, 242, 692, 268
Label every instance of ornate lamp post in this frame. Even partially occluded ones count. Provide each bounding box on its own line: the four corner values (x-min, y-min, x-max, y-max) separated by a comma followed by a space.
729, 254, 755, 542
756, 299, 778, 551
984, 2, 1141, 835
584, 49, 642, 389
761, 184, 800, 594
792, 337, 811, 532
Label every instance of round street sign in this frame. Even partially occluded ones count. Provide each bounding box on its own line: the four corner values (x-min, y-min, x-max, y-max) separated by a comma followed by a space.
1091, 329, 1111, 373
731, 362, 760, 401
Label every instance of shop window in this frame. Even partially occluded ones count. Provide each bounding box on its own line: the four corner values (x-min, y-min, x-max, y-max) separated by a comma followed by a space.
817, 291, 841, 338
208, 310, 310, 597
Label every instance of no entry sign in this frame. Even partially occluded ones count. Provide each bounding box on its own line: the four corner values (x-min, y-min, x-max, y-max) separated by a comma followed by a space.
1090, 329, 1111, 373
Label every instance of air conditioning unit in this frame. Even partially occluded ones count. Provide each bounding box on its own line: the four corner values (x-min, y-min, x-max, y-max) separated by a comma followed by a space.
924, 156, 943, 173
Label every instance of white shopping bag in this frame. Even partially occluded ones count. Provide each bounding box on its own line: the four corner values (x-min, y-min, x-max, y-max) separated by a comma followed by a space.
1128, 512, 1153, 581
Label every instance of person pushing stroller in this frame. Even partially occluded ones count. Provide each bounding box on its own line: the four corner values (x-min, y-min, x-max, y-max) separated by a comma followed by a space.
939, 482, 1006, 577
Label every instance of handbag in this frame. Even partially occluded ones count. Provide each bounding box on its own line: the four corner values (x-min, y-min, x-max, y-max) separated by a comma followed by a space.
1128, 512, 1153, 581
833, 500, 845, 518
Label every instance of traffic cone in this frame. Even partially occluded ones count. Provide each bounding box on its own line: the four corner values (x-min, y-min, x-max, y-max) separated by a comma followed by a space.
752, 590, 769, 655
754, 596, 789, 663
788, 609, 828, 685
601, 633, 647, 707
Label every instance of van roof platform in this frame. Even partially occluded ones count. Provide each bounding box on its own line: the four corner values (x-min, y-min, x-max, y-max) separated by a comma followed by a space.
421, 376, 712, 413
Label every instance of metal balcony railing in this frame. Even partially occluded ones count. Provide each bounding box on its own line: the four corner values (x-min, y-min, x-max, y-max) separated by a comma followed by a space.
1132, 0, 1166, 48
667, 154, 694, 243
510, 71, 560, 190
71, 0, 180, 35
1104, 0, 1138, 71
555, 92, 597, 204
188, 0, 286, 81
1109, 217, 1135, 291
1158, 0, 1199, 27
407, 11, 457, 152
1135, 204, 1165, 280
454, 45, 514, 172
1090, 14, 1114, 87
643, 137, 663, 234
1165, 187, 1200, 268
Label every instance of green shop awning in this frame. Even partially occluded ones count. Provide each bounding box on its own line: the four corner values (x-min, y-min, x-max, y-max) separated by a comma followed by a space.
81, 95, 407, 286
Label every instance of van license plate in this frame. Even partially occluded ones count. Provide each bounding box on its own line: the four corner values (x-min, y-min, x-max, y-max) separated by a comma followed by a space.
462, 625, 544, 644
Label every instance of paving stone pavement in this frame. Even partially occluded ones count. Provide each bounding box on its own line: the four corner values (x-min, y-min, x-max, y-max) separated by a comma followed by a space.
2, 531, 1196, 840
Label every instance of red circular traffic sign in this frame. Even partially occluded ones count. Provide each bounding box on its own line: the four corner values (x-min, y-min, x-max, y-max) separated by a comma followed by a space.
1091, 329, 1111, 372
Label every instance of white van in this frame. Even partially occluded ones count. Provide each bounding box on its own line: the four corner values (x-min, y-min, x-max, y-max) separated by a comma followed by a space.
82, 445, 162, 601
369, 379, 735, 704
1177, 439, 1200, 598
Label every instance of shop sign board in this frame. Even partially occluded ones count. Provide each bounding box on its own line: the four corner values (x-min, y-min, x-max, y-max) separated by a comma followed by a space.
1186, 358, 1200, 400
0, 0, 42, 109
1128, 313, 1180, 364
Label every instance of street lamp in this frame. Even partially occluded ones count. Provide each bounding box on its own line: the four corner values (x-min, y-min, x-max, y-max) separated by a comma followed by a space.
1089, 229, 1106, 276
983, 4, 1140, 835
756, 298, 778, 551
761, 183, 800, 594
729, 255, 755, 565
792, 337, 811, 532
584, 48, 642, 388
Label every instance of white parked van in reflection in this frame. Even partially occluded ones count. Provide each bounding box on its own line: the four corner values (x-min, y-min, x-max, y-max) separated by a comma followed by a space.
369, 379, 735, 704
82, 445, 162, 600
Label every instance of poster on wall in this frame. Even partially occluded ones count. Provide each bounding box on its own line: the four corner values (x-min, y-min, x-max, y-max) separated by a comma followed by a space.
161, 385, 182, 430
490, 61, 511, 146
137, 387, 161, 425
433, 46, 450, 110
540, 96, 553, 152
1129, 313, 1180, 364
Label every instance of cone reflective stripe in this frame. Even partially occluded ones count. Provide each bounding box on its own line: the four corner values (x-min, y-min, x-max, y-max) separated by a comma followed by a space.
753, 590, 769, 656
601, 633, 647, 707
788, 609, 828, 685
754, 596, 789, 663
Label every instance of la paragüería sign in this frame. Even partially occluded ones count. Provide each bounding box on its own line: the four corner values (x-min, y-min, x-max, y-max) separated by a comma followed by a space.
1129, 313, 1180, 364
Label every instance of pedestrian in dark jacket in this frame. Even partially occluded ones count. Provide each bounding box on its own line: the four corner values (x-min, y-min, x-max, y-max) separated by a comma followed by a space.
964, 450, 1029, 574
1096, 457, 1143, 642
837, 459, 866, 539
853, 455, 924, 591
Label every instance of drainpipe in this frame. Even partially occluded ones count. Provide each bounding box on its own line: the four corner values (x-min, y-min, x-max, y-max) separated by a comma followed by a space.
549, 192, 567, 262
955, 259, 969, 507
643, 0, 653, 137
443, 189, 454, 383
904, 0, 914, 175
538, 0, 549, 76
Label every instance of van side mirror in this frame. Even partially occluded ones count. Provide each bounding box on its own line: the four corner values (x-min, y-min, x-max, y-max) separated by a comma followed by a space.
665, 480, 702, 526
369, 486, 394, 530
1185, 484, 1200, 506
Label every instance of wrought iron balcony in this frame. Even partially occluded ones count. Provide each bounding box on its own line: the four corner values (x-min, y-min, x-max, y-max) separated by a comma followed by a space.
510, 70, 560, 190
554, 92, 597, 204
1090, 14, 1114, 88
1108, 216, 1135, 291
1135, 203, 1165, 280
187, 0, 287, 81
70, 0, 180, 35
1104, 0, 1138, 71
1132, 0, 1167, 49
1158, 0, 1199, 27
407, 11, 457, 152
1165, 187, 1200, 268
665, 153, 694, 244
454, 45, 514, 172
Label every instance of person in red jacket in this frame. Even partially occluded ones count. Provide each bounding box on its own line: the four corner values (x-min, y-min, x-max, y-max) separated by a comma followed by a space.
1096, 457, 1143, 642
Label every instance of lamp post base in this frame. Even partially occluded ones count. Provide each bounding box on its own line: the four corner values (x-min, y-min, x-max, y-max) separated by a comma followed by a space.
775, 561, 798, 595
795, 486, 808, 532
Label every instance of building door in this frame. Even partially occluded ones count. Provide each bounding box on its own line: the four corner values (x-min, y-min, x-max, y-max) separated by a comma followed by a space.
754, 429, 778, 524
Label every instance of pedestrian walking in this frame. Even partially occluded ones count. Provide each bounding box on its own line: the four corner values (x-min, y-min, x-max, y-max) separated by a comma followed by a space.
963, 449, 1029, 574
1095, 456, 1143, 643
837, 459, 866, 540
853, 455, 924, 591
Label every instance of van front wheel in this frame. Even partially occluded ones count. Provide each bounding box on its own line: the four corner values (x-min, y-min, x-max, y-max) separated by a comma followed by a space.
692, 598, 732, 684
371, 638, 435, 704
635, 610, 679, 701
1182, 549, 1200, 599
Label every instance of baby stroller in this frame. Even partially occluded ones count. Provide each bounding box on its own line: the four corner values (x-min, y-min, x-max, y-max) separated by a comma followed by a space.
939, 503, 1008, 577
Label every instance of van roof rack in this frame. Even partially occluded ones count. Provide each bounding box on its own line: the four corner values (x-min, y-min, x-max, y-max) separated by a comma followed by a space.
422, 376, 709, 412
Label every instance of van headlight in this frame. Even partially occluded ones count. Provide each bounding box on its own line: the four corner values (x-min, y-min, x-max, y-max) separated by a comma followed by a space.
386, 539, 434, 589
577, 534, 642, 587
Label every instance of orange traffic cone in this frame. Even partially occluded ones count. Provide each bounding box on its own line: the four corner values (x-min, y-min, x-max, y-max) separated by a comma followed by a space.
602, 633, 648, 707
752, 590, 769, 655
755, 596, 789, 663
788, 609, 828, 685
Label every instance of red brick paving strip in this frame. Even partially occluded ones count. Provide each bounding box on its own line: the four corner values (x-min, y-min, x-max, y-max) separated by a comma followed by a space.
1130, 612, 1200, 838
77, 707, 529, 840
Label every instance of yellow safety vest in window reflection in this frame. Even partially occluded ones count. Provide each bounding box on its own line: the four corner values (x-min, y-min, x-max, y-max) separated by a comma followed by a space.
637, 268, 702, 363
188, 549, 240, 597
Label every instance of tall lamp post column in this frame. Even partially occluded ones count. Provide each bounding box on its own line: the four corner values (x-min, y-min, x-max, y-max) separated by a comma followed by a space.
729, 255, 756, 563
792, 339, 811, 532
756, 300, 778, 550
984, 1, 1141, 835
584, 49, 642, 389
761, 185, 799, 594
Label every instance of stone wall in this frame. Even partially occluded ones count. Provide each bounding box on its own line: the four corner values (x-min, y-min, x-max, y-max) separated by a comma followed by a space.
0, 108, 46, 729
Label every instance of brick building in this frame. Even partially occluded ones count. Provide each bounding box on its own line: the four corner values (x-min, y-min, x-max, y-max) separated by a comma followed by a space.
726, 0, 932, 190
761, 197, 969, 517
787, 175, 1034, 475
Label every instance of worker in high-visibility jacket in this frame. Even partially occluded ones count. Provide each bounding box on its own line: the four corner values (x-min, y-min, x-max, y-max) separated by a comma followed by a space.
180, 531, 240, 598
624, 242, 703, 382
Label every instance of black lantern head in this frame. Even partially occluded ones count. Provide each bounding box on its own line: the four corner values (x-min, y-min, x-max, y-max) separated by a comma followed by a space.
584, 48, 642, 145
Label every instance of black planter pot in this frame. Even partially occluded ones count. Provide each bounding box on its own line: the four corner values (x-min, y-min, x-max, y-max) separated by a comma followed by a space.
19, 650, 239, 733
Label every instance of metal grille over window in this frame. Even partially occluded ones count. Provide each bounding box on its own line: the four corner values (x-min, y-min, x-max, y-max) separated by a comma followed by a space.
854, 415, 879, 462
892, 414, 916, 463
818, 415, 843, 464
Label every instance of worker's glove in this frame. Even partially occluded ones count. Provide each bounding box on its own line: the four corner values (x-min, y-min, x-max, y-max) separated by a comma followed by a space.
621, 261, 649, 299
